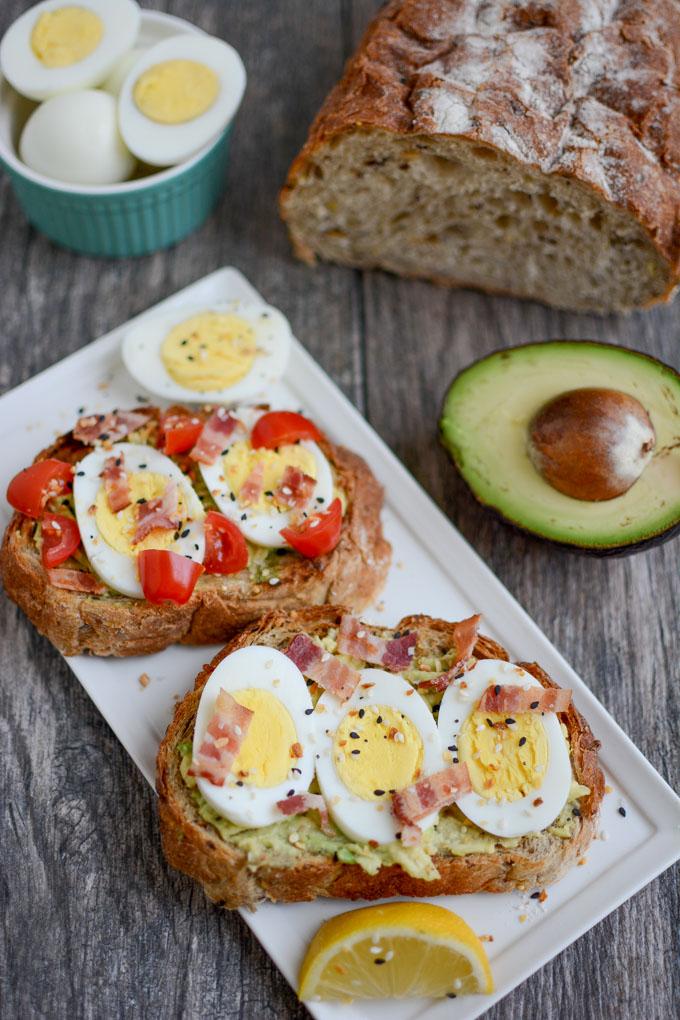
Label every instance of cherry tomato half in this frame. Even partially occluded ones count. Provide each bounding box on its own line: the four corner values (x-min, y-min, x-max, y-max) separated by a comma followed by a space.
41, 513, 81, 569
159, 413, 204, 456
138, 549, 204, 605
251, 411, 322, 450
280, 498, 342, 558
7, 459, 73, 519
204, 511, 249, 575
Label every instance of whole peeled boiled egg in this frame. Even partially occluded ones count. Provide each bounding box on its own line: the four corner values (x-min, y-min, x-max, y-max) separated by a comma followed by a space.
313, 669, 443, 845
121, 301, 291, 405
200, 406, 334, 548
193, 646, 317, 828
73, 442, 205, 598
20, 88, 136, 185
0, 0, 140, 101
118, 33, 246, 166
437, 659, 572, 838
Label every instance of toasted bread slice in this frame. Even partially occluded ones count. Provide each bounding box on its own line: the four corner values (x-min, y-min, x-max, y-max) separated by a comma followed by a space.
0, 411, 390, 656
157, 607, 604, 909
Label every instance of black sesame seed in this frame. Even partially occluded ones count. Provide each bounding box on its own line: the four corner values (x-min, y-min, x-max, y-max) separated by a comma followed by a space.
137, 497, 147, 504
349, 731, 360, 739
530, 700, 539, 709
304, 708, 313, 715
180, 339, 188, 346
236, 780, 243, 787
287, 789, 294, 797
494, 684, 501, 696
447, 745, 456, 752
186, 355, 195, 361
264, 490, 274, 497
173, 531, 180, 541
374, 959, 385, 966
98, 433, 110, 441
376, 715, 383, 724
505, 718, 516, 725
447, 993, 457, 999
77, 406, 85, 414
240, 513, 247, 521
530, 891, 541, 899
373, 789, 385, 797
316, 497, 325, 503
230, 493, 236, 501
486, 718, 494, 727
453, 757, 459, 763
194, 543, 199, 551
138, 463, 147, 469
291, 768, 301, 775
351, 749, 360, 756
572, 806, 581, 817
395, 831, 402, 840
519, 736, 527, 747
306, 679, 313, 687
181, 528, 190, 538
618, 806, 627, 817
76, 470, 85, 476
358, 709, 365, 719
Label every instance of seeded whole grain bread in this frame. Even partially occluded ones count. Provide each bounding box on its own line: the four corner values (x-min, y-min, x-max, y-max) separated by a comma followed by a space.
280, 0, 680, 313
0, 413, 390, 657
156, 606, 604, 909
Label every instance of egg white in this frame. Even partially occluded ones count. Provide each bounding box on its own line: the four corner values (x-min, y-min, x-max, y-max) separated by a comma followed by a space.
121, 300, 291, 405
0, 0, 140, 102
194, 646, 316, 828
437, 659, 572, 838
118, 33, 246, 166
314, 668, 443, 846
200, 406, 334, 549
73, 442, 205, 598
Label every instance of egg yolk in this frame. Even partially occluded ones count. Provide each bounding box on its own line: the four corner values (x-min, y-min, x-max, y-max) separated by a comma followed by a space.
161, 313, 257, 393
333, 705, 423, 801
133, 60, 220, 124
222, 442, 317, 512
31, 6, 103, 68
230, 689, 297, 788
94, 471, 188, 556
458, 710, 548, 802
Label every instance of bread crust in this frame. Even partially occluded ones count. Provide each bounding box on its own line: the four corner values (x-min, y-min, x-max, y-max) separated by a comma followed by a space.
157, 607, 604, 909
0, 424, 390, 657
280, 0, 680, 308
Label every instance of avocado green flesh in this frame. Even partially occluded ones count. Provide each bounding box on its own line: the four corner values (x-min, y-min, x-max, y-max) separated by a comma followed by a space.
440, 342, 680, 549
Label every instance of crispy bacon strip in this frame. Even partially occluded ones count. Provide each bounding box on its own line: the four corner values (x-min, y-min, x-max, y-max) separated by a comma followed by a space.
477, 685, 573, 714
276, 792, 333, 834
47, 568, 106, 594
189, 409, 241, 465
337, 615, 418, 672
132, 480, 180, 544
73, 409, 150, 445
285, 634, 360, 700
417, 614, 482, 693
392, 764, 472, 844
102, 454, 131, 512
239, 461, 265, 506
275, 466, 315, 509
188, 689, 253, 787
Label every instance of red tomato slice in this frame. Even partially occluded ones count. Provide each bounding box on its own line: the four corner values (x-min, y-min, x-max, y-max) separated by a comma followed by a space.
280, 498, 342, 558
251, 411, 323, 450
138, 549, 204, 605
204, 511, 249, 575
160, 413, 204, 456
41, 513, 81, 569
7, 459, 73, 518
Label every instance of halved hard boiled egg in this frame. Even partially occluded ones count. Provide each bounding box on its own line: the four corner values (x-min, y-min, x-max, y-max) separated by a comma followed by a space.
118, 33, 246, 166
437, 659, 572, 838
121, 301, 291, 405
193, 646, 316, 828
73, 442, 205, 598
314, 669, 443, 845
0, 0, 140, 102
200, 406, 334, 548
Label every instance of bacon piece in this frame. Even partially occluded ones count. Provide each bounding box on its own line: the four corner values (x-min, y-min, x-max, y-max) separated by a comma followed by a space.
477, 685, 573, 714
239, 461, 265, 506
47, 568, 106, 594
73, 409, 150, 445
275, 466, 316, 509
189, 409, 241, 465
188, 689, 253, 786
417, 614, 482, 693
102, 454, 131, 512
337, 615, 418, 672
276, 792, 333, 835
132, 480, 180, 544
285, 634, 360, 700
392, 764, 472, 843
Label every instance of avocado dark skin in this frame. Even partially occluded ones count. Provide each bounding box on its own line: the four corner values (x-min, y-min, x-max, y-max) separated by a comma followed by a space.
439, 341, 680, 557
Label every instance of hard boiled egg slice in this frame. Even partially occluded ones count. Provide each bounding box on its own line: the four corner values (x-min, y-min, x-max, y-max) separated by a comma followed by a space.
314, 669, 443, 845
0, 0, 140, 102
121, 301, 291, 405
437, 659, 572, 839
73, 442, 205, 598
118, 33, 246, 166
200, 406, 334, 549
193, 646, 316, 828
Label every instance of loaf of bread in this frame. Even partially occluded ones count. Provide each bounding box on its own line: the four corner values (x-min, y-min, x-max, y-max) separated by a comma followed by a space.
281, 0, 680, 313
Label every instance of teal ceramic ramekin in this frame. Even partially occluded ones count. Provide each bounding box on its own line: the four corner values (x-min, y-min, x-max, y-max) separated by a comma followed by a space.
0, 11, 244, 258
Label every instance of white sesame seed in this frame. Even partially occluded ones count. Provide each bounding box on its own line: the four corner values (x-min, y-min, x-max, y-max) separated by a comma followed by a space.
370, 945, 383, 954
268, 577, 280, 586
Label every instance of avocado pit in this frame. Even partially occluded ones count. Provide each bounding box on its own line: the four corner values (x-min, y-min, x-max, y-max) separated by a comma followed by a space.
527, 388, 656, 501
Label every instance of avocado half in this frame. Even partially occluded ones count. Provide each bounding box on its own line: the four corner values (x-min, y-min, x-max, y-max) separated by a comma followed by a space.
439, 341, 680, 555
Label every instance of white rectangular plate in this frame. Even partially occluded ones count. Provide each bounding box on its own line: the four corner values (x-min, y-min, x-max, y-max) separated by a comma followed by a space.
1, 268, 678, 1020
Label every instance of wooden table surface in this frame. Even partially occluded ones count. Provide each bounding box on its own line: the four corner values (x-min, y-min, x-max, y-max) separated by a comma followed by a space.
1, 2, 678, 1018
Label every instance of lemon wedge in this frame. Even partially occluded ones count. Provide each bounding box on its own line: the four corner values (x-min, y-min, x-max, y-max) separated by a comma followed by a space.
298, 901, 494, 1001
